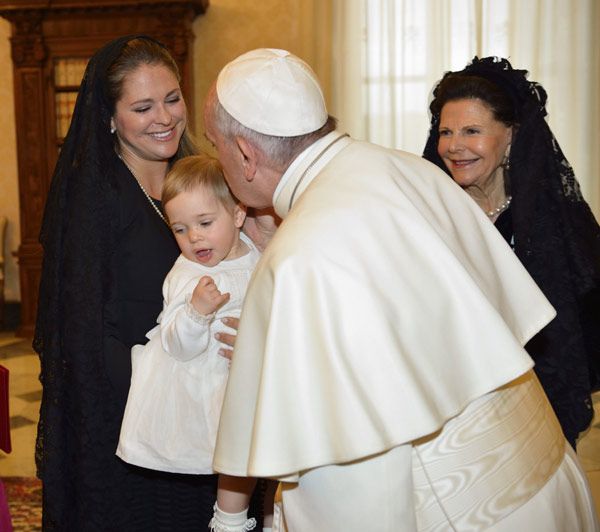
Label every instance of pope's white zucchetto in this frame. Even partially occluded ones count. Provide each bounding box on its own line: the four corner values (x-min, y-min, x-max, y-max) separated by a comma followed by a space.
216, 48, 328, 137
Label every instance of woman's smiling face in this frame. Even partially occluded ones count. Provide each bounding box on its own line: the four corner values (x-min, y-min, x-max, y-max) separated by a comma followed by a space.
112, 63, 187, 163
437, 98, 513, 190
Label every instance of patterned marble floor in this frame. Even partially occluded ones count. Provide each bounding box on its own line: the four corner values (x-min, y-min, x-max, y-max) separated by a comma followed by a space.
0, 331, 599, 515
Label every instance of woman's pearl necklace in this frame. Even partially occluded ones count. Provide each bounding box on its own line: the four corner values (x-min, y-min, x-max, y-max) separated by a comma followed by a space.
118, 155, 168, 225
487, 196, 512, 218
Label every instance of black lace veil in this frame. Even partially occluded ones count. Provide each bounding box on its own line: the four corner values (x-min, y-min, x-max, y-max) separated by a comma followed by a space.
424, 56, 600, 310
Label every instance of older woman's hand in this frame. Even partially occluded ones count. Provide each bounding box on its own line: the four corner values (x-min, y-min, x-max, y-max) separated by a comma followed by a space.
216, 317, 239, 360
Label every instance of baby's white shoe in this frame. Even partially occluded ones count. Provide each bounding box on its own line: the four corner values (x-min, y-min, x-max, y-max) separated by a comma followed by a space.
209, 502, 257, 532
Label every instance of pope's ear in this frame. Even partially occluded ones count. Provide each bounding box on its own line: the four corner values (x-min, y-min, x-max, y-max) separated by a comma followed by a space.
236, 137, 258, 180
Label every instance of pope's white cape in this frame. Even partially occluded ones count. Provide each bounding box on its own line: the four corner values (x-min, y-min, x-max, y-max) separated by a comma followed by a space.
213, 133, 556, 479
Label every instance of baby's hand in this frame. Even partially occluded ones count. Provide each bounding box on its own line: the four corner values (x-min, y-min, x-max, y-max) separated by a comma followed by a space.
191, 276, 230, 316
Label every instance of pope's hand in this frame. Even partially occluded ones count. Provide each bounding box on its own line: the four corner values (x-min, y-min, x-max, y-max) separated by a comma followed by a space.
216, 317, 239, 360
244, 207, 280, 251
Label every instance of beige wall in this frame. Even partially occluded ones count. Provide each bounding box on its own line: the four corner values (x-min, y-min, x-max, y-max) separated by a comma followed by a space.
192, 0, 332, 150
0, 1, 331, 303
0, 18, 19, 302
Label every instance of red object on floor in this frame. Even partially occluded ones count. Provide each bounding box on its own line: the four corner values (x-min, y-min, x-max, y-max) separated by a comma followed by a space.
0, 364, 10, 454
0, 480, 13, 531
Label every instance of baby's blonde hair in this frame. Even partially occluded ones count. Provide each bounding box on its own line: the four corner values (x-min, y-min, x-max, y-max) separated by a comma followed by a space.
162, 154, 237, 212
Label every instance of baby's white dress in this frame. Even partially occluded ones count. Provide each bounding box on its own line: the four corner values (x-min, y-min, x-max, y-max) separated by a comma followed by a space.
117, 233, 260, 474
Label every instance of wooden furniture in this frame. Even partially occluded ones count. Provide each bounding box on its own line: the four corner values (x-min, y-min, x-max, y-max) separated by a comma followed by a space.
0, 0, 208, 337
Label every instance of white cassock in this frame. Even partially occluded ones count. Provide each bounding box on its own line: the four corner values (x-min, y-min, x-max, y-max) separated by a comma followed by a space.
214, 131, 599, 531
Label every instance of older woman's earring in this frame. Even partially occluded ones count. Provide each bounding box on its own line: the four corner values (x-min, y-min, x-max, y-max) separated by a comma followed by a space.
110, 125, 116, 134
501, 155, 512, 197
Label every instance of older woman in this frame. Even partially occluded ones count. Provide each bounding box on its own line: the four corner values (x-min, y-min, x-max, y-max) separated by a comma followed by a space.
423, 56, 600, 449
34, 36, 218, 530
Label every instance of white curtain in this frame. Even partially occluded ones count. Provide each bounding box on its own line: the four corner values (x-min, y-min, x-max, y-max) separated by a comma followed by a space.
330, 0, 600, 217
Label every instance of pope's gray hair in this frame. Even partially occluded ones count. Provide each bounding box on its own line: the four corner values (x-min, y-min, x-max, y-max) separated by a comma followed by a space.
212, 98, 337, 169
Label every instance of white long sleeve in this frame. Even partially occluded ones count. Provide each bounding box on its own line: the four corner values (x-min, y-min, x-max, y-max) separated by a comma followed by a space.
159, 275, 213, 361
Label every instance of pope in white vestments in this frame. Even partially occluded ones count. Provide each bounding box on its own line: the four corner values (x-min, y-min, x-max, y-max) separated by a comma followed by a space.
204, 48, 599, 532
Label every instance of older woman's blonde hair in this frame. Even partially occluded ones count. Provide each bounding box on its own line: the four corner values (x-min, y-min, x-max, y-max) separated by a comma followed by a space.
162, 154, 238, 212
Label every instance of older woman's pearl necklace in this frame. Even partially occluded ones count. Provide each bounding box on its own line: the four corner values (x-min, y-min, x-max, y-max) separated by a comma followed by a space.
487, 196, 512, 218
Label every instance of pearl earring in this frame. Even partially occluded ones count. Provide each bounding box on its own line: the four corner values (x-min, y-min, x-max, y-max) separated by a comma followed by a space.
110, 125, 116, 134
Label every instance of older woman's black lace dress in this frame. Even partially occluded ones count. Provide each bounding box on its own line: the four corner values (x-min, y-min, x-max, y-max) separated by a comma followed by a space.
495, 206, 600, 448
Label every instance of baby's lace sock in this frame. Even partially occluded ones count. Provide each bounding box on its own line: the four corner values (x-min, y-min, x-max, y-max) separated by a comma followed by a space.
209, 502, 257, 532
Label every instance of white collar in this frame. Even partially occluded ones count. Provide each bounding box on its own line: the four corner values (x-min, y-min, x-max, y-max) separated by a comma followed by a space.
273, 131, 351, 218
